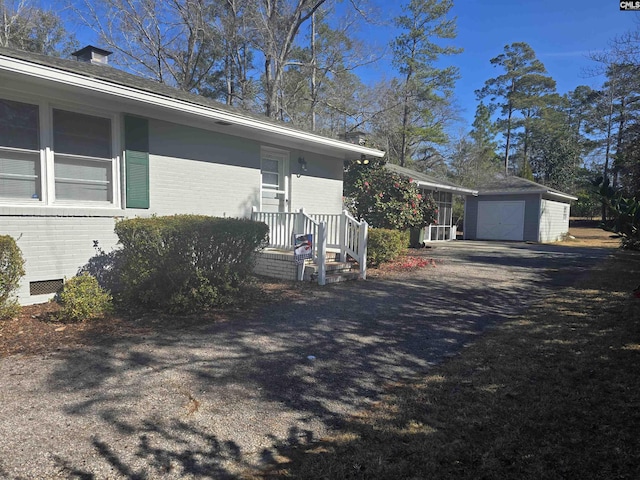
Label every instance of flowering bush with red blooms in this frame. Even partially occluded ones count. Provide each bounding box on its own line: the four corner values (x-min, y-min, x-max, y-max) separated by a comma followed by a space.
344, 160, 437, 230
387, 255, 437, 271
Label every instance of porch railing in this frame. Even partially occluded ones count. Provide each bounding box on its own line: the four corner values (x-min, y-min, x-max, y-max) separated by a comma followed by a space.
251, 207, 368, 283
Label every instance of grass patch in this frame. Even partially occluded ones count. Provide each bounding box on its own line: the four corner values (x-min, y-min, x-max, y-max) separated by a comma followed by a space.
258, 250, 640, 479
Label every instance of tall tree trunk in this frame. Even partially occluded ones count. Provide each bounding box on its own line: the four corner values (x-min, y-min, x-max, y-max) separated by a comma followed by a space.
602, 86, 614, 223
504, 104, 513, 174
613, 97, 626, 189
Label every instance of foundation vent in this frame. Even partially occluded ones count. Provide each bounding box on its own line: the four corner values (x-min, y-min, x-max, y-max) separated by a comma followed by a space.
29, 279, 64, 296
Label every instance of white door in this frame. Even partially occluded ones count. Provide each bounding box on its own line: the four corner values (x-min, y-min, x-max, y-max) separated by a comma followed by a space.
261, 149, 289, 212
476, 201, 525, 241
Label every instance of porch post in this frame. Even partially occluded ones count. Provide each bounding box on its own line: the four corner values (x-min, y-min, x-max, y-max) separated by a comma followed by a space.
359, 221, 368, 280
318, 221, 327, 286
340, 210, 347, 262
296, 208, 305, 238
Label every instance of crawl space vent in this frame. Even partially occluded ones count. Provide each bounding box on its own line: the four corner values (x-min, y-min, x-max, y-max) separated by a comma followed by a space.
29, 279, 64, 296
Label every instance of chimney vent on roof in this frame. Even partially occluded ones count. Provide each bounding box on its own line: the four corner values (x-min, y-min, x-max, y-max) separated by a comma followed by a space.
71, 45, 112, 65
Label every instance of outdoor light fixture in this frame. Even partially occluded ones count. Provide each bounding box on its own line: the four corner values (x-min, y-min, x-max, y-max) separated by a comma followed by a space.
297, 157, 308, 177
356, 154, 370, 165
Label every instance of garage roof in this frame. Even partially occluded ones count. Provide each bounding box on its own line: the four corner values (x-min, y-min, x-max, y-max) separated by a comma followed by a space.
477, 176, 578, 202
385, 163, 478, 195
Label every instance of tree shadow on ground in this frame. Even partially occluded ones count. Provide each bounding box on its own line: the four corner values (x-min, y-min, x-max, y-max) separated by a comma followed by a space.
258, 249, 640, 479
6, 243, 612, 477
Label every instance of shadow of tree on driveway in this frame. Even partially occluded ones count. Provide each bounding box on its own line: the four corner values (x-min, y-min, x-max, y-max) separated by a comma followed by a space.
1, 243, 612, 477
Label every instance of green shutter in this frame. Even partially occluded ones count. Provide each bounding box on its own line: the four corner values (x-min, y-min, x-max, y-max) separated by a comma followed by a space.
124, 116, 149, 209
125, 150, 149, 208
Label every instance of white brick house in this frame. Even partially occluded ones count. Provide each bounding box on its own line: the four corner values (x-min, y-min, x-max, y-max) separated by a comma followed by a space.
0, 46, 384, 304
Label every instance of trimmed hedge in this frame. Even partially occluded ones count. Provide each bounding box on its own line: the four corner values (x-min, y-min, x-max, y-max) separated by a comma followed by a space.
0, 235, 25, 320
367, 228, 408, 267
114, 215, 269, 313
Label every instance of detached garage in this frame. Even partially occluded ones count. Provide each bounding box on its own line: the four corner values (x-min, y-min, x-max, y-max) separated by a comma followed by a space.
464, 176, 577, 242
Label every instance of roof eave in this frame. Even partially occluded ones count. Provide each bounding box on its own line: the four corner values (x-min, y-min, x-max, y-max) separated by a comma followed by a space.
545, 191, 578, 202
478, 189, 577, 201
0, 54, 385, 158
414, 180, 477, 195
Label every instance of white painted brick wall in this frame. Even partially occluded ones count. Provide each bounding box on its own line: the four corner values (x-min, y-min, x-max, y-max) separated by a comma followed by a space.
253, 252, 297, 280
290, 176, 343, 214
1, 216, 120, 304
148, 155, 260, 218
143, 119, 262, 219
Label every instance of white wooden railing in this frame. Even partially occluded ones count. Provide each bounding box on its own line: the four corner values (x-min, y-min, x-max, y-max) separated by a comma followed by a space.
251, 207, 368, 284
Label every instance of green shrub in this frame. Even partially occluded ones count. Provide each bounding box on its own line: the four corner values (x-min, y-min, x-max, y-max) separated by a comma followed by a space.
0, 235, 25, 320
594, 177, 640, 250
56, 273, 113, 322
367, 228, 407, 267
114, 215, 269, 313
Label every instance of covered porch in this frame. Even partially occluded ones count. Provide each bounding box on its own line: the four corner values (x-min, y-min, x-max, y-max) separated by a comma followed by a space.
385, 164, 478, 244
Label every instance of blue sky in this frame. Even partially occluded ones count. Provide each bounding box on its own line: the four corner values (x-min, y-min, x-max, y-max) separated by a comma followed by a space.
357, 0, 640, 131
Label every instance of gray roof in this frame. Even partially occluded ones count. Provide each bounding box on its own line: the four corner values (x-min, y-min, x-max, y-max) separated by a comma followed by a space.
0, 46, 384, 159
477, 176, 578, 201
0, 46, 290, 127
385, 163, 477, 195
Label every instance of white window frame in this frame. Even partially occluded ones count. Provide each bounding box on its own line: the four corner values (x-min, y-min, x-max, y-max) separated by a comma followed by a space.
0, 93, 121, 209
0, 93, 44, 204
260, 146, 290, 212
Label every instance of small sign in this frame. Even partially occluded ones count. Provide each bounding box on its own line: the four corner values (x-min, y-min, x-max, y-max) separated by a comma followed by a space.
293, 233, 313, 264
620, 1, 640, 10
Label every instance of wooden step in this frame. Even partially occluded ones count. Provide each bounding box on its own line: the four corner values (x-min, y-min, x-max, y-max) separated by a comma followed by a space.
304, 261, 360, 282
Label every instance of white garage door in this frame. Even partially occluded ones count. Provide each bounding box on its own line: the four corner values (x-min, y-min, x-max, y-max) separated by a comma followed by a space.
476, 201, 525, 241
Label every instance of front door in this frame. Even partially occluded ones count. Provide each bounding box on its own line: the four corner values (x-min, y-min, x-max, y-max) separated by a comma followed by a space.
261, 148, 289, 212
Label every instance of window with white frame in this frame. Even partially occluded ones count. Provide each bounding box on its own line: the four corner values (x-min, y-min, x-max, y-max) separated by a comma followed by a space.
53, 109, 113, 202
260, 148, 288, 212
0, 98, 41, 200
0, 96, 117, 206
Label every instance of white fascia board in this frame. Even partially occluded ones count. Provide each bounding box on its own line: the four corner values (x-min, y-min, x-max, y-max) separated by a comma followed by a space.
414, 180, 477, 195
479, 189, 577, 202
545, 191, 578, 202
0, 55, 385, 158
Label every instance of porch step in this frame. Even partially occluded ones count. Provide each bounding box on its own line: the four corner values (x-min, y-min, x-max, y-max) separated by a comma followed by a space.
304, 261, 361, 283
324, 270, 362, 284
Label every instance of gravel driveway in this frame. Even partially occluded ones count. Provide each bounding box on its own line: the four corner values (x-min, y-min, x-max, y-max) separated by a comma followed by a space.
0, 241, 611, 479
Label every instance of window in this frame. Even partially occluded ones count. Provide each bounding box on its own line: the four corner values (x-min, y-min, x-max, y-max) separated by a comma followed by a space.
0, 97, 119, 207
261, 149, 288, 212
53, 109, 113, 203
261, 158, 280, 189
0, 99, 40, 200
